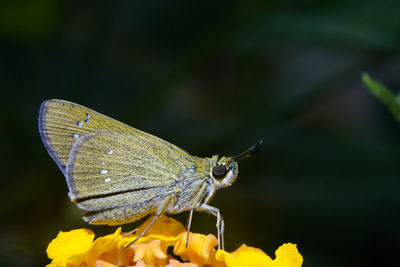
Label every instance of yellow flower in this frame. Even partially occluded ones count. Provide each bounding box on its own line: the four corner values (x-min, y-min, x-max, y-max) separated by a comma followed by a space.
216, 243, 303, 267
46, 228, 94, 267
46, 215, 303, 267
174, 232, 221, 266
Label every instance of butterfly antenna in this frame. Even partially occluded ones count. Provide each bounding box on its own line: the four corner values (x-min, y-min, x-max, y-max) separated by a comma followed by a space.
233, 140, 263, 161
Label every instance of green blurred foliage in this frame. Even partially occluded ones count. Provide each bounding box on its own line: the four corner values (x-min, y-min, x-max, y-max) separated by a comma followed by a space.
0, 1, 59, 40
363, 73, 400, 122
0, 0, 400, 266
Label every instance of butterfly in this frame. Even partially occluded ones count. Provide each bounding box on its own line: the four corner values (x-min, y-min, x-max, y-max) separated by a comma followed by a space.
39, 99, 262, 249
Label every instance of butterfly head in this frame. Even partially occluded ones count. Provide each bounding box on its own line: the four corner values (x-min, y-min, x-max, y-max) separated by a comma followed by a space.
210, 140, 263, 189
211, 156, 239, 189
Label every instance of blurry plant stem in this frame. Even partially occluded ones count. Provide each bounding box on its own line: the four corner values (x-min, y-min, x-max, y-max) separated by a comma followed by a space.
363, 73, 400, 122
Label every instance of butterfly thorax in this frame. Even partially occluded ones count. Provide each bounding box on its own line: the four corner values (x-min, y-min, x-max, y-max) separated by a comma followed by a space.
165, 154, 239, 214
164, 155, 213, 213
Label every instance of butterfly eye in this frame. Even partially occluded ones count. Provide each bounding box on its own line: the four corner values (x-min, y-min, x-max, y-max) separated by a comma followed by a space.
212, 164, 227, 179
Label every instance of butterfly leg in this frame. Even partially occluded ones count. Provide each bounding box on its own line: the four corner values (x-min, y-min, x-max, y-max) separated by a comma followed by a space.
184, 181, 210, 247
185, 209, 194, 248
198, 204, 225, 250
122, 228, 138, 237
124, 195, 172, 250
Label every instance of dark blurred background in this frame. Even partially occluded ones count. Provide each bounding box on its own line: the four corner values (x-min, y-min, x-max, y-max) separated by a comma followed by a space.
1, 0, 400, 266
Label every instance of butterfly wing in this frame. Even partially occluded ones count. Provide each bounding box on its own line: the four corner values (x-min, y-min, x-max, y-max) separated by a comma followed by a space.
66, 130, 198, 225
66, 130, 196, 201
39, 99, 211, 225
79, 187, 173, 225
38, 99, 192, 175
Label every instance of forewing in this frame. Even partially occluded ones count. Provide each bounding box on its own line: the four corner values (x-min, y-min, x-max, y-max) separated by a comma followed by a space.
66, 131, 195, 201
39, 99, 190, 174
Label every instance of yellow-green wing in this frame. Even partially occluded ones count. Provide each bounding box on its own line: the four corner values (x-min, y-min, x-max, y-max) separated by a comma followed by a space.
38, 99, 191, 174
66, 130, 198, 202
78, 187, 175, 225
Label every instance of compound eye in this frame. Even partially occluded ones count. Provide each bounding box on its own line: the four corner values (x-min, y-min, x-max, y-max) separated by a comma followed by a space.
212, 164, 227, 179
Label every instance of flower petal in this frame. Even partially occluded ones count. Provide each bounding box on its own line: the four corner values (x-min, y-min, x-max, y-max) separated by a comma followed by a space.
131, 239, 168, 266
95, 259, 118, 267
271, 243, 303, 267
135, 260, 147, 267
174, 232, 218, 265
216, 243, 303, 267
166, 259, 198, 267
46, 228, 94, 267
122, 215, 186, 249
231, 244, 272, 266
132, 214, 186, 238
90, 227, 133, 266
216, 248, 272, 267
46, 215, 303, 267
47, 229, 94, 260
